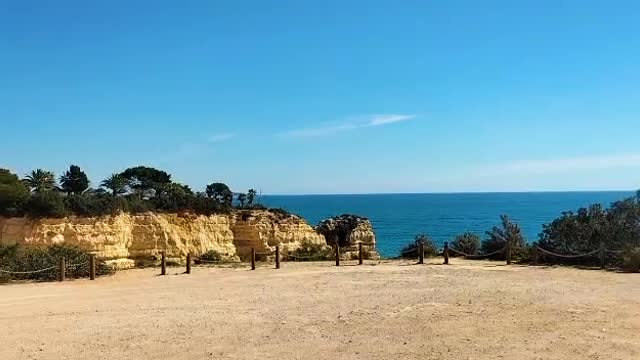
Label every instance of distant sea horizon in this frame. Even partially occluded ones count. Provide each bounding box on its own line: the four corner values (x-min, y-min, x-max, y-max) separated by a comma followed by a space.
261, 191, 635, 258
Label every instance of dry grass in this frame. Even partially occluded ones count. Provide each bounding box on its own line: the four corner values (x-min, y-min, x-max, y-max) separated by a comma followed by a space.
1, 259, 639, 360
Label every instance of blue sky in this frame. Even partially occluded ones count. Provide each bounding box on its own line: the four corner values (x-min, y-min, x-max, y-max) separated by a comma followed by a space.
2, 1, 640, 194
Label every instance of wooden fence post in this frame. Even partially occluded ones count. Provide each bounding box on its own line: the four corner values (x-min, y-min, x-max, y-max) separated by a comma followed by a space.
418, 241, 424, 264
161, 252, 167, 276
275, 246, 280, 269
251, 248, 256, 270
443, 242, 449, 265
599, 242, 605, 270
89, 254, 96, 280
358, 242, 363, 265
59, 257, 66, 282
506, 240, 512, 265
335, 246, 340, 266
532, 246, 538, 266
186, 253, 191, 274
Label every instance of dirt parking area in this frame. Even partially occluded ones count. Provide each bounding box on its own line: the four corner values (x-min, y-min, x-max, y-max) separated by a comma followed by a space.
1, 259, 639, 360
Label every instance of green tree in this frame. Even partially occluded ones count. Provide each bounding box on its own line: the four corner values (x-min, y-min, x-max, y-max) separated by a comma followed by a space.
0, 169, 29, 216
59, 165, 90, 195
237, 193, 247, 208
100, 174, 127, 197
399, 233, 438, 258
483, 215, 527, 259
247, 189, 257, 206
451, 232, 481, 255
24, 191, 67, 218
119, 166, 172, 197
205, 183, 233, 206
24, 169, 56, 193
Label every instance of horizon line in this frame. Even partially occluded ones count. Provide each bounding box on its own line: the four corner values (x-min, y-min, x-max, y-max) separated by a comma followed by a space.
261, 189, 637, 196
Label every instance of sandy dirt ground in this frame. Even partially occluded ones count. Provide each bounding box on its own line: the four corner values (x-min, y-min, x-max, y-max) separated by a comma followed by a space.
1, 259, 639, 360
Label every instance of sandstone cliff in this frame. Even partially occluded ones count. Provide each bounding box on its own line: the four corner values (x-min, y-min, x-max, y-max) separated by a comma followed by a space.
231, 210, 326, 260
0, 210, 338, 263
0, 213, 236, 262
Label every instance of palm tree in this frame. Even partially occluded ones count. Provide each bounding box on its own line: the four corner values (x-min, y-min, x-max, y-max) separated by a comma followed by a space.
237, 193, 247, 208
25, 169, 56, 193
100, 174, 127, 197
247, 189, 257, 206
59, 165, 90, 195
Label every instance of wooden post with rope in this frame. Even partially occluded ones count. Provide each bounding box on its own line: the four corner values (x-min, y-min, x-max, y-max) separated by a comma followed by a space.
599, 242, 606, 270
89, 254, 96, 280
506, 240, 512, 265
532, 246, 538, 266
275, 246, 280, 269
418, 241, 424, 264
186, 253, 192, 274
443, 242, 449, 265
251, 248, 256, 270
161, 252, 167, 275
358, 242, 363, 265
335, 245, 340, 267
58, 257, 66, 282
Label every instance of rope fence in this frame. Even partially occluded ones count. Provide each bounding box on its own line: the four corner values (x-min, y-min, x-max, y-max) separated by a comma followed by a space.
0, 254, 98, 281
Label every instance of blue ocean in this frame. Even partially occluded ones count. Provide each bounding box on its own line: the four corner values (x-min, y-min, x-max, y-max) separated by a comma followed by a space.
262, 192, 634, 258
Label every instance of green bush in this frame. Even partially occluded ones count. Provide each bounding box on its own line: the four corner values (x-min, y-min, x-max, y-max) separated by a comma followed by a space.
64, 193, 115, 217
622, 247, 640, 273
482, 215, 528, 260
0, 243, 115, 282
24, 191, 67, 218
451, 232, 481, 255
287, 240, 333, 261
400, 234, 438, 259
196, 250, 225, 264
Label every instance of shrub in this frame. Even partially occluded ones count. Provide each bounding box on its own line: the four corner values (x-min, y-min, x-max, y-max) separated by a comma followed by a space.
0, 169, 29, 217
451, 232, 481, 255
64, 193, 115, 217
287, 240, 333, 261
196, 250, 225, 264
24, 191, 67, 218
400, 234, 438, 259
622, 247, 640, 273
0, 244, 115, 282
482, 215, 528, 260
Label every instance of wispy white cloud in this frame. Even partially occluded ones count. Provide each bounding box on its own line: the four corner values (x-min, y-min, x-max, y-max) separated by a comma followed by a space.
280, 114, 416, 138
486, 153, 640, 175
207, 133, 233, 143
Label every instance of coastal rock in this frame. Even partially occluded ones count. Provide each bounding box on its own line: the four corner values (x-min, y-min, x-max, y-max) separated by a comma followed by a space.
0, 210, 341, 262
0, 213, 236, 262
316, 214, 379, 259
231, 210, 326, 260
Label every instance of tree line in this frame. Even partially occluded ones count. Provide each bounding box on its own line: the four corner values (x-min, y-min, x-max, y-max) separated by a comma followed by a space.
0, 165, 261, 218
401, 194, 640, 271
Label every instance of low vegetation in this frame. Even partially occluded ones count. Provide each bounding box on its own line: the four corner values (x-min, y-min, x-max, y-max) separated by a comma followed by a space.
451, 232, 481, 255
0, 243, 114, 283
287, 240, 334, 261
400, 234, 438, 259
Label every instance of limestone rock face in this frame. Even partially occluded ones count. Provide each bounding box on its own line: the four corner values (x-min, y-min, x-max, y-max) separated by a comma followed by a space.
0, 213, 236, 261
0, 210, 378, 263
231, 210, 326, 259
316, 214, 379, 259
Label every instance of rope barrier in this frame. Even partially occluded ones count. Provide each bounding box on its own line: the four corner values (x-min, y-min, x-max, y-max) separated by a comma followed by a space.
449, 246, 507, 259
605, 249, 624, 255
536, 246, 599, 259
0, 266, 57, 275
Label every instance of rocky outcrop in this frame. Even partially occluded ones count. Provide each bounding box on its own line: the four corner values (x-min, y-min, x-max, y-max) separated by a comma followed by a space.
0, 210, 351, 263
316, 214, 379, 259
231, 210, 326, 260
0, 213, 236, 264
